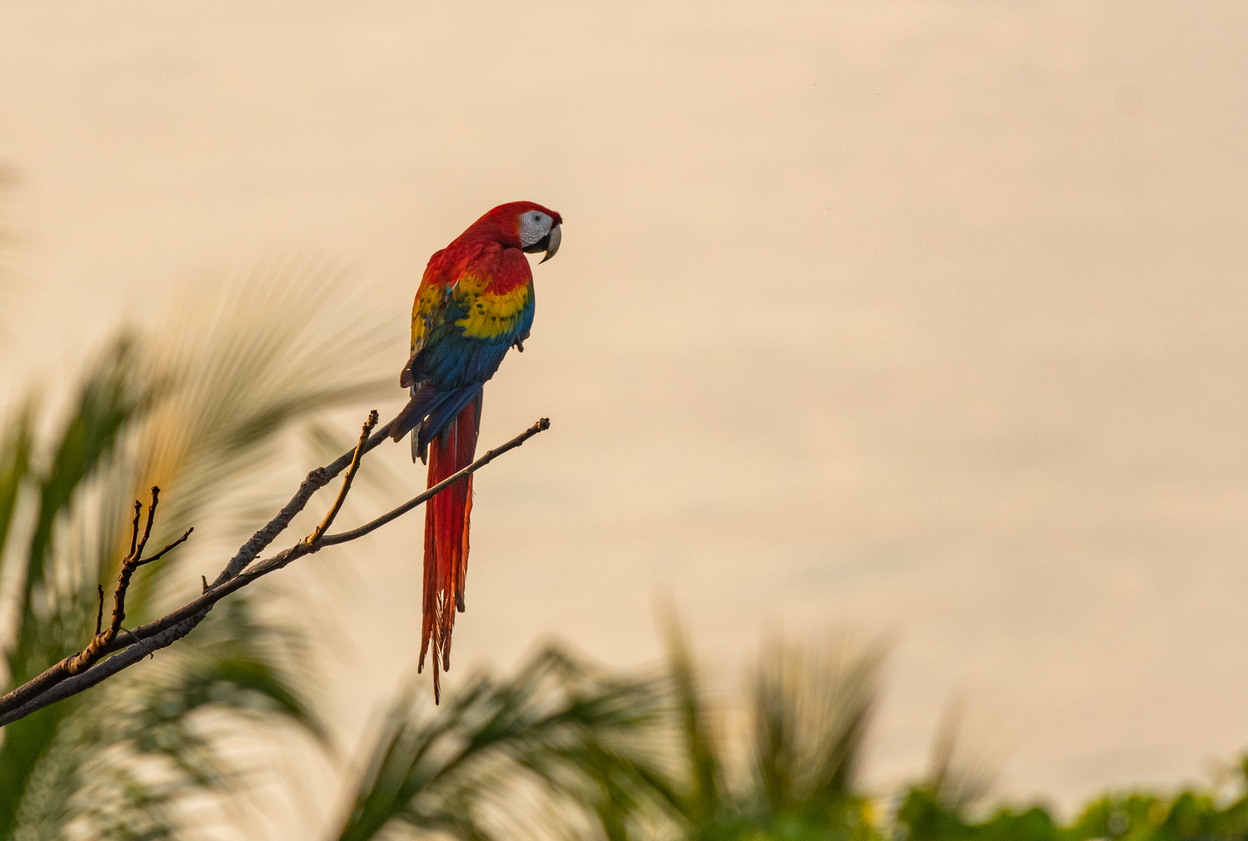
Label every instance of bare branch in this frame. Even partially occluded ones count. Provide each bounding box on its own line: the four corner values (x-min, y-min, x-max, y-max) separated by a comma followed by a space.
120, 626, 156, 660
307, 409, 378, 545
135, 528, 194, 568
0, 412, 550, 727
127, 500, 141, 558
65, 487, 166, 677
133, 486, 158, 561
0, 488, 191, 712
209, 416, 397, 586
321, 417, 549, 546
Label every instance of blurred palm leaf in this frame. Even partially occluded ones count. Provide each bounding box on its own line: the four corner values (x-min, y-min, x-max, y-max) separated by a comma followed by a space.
747, 637, 883, 822
0, 163, 14, 327
0, 263, 395, 839
335, 627, 888, 841
664, 623, 886, 841
333, 646, 675, 841
668, 617, 724, 829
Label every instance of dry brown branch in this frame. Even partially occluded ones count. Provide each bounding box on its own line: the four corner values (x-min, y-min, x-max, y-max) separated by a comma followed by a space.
64, 488, 194, 676
61, 487, 183, 673
138, 528, 194, 567
307, 410, 378, 545
322, 416, 550, 546
0, 412, 550, 727
3, 488, 195, 709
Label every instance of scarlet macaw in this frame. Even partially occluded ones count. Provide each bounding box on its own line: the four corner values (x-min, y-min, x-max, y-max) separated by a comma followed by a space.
390, 201, 562, 700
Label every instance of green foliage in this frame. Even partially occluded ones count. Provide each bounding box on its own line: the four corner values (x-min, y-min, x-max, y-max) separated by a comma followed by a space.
327, 621, 1248, 841
330, 624, 893, 841
662, 624, 884, 841
895, 787, 1063, 841
894, 757, 1248, 841
333, 646, 673, 841
667, 618, 723, 831
0, 338, 152, 840
0, 268, 388, 839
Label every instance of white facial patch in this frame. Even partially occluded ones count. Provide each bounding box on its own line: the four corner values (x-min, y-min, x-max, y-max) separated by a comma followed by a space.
518, 210, 553, 248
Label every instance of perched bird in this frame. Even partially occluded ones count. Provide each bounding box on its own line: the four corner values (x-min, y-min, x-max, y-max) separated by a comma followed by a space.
390, 201, 562, 700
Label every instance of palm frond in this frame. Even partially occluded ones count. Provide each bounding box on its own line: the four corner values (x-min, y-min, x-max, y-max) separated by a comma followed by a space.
7, 336, 152, 684
0, 338, 154, 840
747, 636, 885, 824
0, 398, 35, 660
0, 263, 396, 839
924, 701, 1000, 815
181, 593, 328, 743
0, 398, 34, 583
654, 626, 888, 840
124, 260, 393, 612
334, 646, 673, 841
664, 613, 724, 830
0, 164, 14, 333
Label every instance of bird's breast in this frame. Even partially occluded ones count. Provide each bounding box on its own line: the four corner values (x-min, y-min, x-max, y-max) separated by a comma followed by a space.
454, 279, 533, 342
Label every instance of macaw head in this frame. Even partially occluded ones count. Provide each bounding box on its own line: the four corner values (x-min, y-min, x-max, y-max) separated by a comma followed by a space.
467, 201, 563, 263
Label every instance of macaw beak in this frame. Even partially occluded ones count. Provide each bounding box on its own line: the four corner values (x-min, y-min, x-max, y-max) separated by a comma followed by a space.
523, 223, 561, 263
540, 223, 561, 263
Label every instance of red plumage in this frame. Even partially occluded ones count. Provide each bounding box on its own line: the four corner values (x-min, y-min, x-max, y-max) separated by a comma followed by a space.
419, 396, 479, 701
394, 201, 561, 703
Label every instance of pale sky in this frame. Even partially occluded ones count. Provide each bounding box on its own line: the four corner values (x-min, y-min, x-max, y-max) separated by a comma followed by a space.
2, 0, 1247, 831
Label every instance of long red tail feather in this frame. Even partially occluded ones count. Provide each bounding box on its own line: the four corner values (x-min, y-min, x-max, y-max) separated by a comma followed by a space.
418, 398, 479, 702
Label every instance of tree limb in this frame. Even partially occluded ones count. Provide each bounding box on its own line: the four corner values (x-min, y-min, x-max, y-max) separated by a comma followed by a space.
0, 412, 550, 727
64, 486, 188, 676
307, 409, 377, 545
322, 416, 550, 546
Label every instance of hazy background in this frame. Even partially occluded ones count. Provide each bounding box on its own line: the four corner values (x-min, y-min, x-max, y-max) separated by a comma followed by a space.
1, 0, 1246, 829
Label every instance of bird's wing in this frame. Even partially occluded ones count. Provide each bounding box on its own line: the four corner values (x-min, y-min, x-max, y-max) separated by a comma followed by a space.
403, 245, 535, 391
401, 256, 455, 388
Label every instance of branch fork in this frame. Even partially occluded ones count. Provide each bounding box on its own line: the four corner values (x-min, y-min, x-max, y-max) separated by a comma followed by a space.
0, 410, 551, 726
66, 487, 192, 676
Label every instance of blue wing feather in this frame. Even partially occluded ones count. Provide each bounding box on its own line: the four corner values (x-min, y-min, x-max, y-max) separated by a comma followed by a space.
393, 250, 536, 459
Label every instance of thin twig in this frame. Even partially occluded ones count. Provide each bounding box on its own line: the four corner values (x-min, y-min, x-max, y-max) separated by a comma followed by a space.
127, 500, 141, 558
307, 410, 378, 545
135, 528, 194, 568
65, 487, 167, 676
323, 417, 550, 546
132, 486, 159, 561
121, 626, 156, 660
209, 417, 396, 586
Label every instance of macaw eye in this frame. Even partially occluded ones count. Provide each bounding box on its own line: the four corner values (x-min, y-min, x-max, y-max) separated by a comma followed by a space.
519, 210, 551, 248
